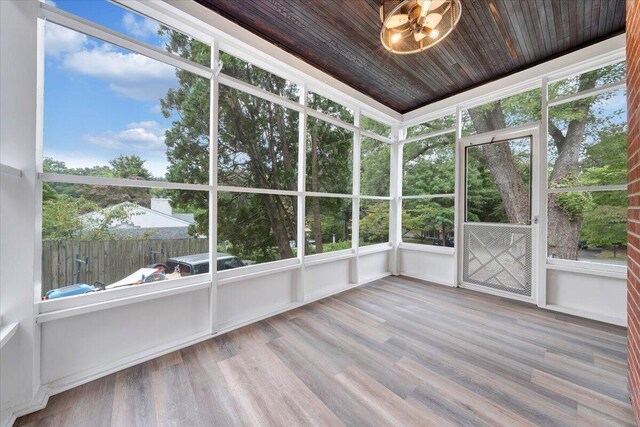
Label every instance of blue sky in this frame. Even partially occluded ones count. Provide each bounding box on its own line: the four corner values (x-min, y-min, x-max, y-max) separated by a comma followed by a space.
44, 0, 181, 178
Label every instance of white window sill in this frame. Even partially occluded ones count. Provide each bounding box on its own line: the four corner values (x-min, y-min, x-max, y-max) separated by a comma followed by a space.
217, 260, 302, 286
36, 280, 211, 324
358, 243, 392, 254
304, 249, 356, 266
399, 242, 455, 255
37, 274, 212, 321
546, 259, 626, 279
0, 321, 19, 349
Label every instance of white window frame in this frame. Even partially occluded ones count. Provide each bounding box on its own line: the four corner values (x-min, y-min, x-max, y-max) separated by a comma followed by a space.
34, 0, 400, 319
399, 116, 456, 254
543, 63, 627, 275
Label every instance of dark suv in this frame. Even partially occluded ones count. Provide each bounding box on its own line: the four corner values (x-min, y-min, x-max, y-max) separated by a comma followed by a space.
156, 252, 247, 276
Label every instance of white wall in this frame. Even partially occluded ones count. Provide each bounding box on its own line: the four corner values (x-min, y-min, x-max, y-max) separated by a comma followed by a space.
546, 269, 627, 326
0, 1, 39, 425
398, 248, 456, 286
305, 259, 353, 301
41, 289, 210, 387
218, 270, 295, 329
359, 250, 392, 284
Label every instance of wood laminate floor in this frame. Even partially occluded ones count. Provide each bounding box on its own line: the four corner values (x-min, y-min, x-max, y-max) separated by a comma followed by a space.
16, 276, 633, 426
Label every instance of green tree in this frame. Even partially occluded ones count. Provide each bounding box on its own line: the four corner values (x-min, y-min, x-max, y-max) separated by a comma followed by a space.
464, 62, 626, 259
307, 97, 353, 254
360, 201, 389, 245
42, 195, 136, 241
403, 198, 454, 244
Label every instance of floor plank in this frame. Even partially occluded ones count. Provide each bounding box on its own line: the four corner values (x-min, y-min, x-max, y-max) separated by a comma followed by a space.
16, 276, 634, 426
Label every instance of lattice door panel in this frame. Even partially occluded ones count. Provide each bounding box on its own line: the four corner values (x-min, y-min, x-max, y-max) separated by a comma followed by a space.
463, 224, 532, 297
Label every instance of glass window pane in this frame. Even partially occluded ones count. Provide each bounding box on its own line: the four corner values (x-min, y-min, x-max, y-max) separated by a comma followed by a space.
548, 191, 627, 265
403, 133, 455, 196
308, 92, 354, 123
549, 62, 626, 100
461, 88, 541, 137
360, 200, 389, 246
220, 51, 300, 101
466, 138, 532, 225
218, 192, 297, 266
548, 88, 627, 188
402, 198, 455, 246
361, 137, 390, 197
361, 116, 391, 138
406, 114, 455, 139
218, 85, 298, 190
306, 117, 353, 194
41, 185, 209, 298
305, 197, 352, 255
48, 0, 211, 66
44, 23, 210, 183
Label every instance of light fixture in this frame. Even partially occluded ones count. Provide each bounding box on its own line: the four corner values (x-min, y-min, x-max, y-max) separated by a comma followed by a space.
380, 0, 462, 54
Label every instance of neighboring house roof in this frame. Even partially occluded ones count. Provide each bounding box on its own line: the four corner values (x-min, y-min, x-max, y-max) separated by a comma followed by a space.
81, 201, 195, 237
173, 213, 195, 224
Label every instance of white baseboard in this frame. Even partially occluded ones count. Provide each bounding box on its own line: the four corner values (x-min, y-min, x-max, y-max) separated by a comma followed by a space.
397, 272, 456, 287
4, 385, 49, 427
543, 303, 627, 327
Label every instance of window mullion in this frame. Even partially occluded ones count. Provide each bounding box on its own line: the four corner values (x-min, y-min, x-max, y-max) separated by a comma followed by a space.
209, 40, 220, 333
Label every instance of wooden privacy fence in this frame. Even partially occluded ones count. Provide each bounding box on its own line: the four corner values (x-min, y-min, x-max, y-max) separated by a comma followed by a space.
42, 238, 209, 294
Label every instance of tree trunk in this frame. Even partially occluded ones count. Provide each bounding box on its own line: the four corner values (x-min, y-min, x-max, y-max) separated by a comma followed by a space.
467, 104, 530, 224
261, 194, 294, 259
230, 98, 294, 258
547, 194, 580, 259
467, 72, 597, 260
545, 74, 596, 259
310, 131, 324, 253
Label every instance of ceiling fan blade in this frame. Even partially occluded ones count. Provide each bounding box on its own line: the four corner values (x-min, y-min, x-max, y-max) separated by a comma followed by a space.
429, 0, 447, 10
414, 31, 428, 42
424, 13, 443, 28
385, 13, 409, 28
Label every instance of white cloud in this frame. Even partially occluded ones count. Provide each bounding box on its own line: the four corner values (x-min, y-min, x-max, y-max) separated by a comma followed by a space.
127, 121, 161, 130
122, 12, 161, 40
44, 22, 87, 57
61, 44, 177, 100
84, 121, 167, 152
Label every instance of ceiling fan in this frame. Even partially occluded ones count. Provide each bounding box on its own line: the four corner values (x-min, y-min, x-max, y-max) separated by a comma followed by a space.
380, 0, 462, 54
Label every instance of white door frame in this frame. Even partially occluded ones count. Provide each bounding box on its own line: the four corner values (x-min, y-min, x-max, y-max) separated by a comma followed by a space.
455, 122, 541, 304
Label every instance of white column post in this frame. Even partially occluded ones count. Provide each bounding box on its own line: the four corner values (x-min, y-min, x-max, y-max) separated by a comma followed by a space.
454, 106, 463, 288
389, 125, 403, 275
295, 85, 308, 302
208, 39, 219, 333
538, 77, 549, 308
352, 108, 361, 284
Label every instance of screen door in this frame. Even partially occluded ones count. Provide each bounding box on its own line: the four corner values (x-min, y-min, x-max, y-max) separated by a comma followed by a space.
462, 136, 535, 298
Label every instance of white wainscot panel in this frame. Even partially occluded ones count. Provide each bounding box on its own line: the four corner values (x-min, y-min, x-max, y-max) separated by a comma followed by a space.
546, 269, 626, 326
359, 251, 391, 284
41, 289, 210, 386
305, 259, 351, 301
399, 248, 455, 286
218, 270, 295, 329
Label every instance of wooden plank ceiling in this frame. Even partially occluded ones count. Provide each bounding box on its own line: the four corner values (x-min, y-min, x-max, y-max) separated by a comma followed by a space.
195, 0, 626, 113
